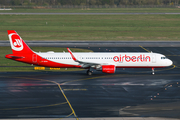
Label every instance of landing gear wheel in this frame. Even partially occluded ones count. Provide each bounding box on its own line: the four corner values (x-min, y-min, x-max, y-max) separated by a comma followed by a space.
87, 70, 92, 75
152, 68, 155, 75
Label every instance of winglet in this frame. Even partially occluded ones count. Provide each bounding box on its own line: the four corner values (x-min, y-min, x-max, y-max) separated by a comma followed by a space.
67, 48, 77, 61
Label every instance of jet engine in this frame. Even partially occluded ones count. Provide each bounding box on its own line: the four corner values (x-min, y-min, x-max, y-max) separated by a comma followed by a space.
96, 65, 116, 74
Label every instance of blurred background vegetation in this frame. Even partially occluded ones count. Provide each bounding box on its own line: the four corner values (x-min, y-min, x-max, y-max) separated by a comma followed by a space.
0, 0, 179, 6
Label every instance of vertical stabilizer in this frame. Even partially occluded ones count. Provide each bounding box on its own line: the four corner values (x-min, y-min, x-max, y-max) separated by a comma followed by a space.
7, 30, 33, 54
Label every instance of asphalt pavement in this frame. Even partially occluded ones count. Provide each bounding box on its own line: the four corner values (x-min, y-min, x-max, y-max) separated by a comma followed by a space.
0, 46, 180, 119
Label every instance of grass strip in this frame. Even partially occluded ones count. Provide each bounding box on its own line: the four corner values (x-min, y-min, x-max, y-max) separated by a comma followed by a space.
0, 14, 180, 41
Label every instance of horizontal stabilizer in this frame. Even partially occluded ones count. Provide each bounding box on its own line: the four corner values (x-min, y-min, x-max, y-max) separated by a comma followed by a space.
5, 54, 24, 59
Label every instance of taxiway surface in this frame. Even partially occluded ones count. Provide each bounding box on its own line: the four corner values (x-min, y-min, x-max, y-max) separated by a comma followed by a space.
0, 47, 180, 119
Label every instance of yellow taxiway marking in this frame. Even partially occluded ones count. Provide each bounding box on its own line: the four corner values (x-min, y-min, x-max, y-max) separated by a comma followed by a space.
155, 65, 176, 72
139, 46, 180, 57
54, 112, 74, 120
0, 102, 67, 111
166, 55, 180, 56
159, 64, 175, 72
65, 112, 74, 118
57, 82, 79, 120
139, 45, 151, 53
9, 76, 79, 120
135, 65, 176, 74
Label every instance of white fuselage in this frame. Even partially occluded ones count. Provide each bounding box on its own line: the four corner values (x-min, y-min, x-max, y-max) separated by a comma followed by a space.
36, 52, 172, 68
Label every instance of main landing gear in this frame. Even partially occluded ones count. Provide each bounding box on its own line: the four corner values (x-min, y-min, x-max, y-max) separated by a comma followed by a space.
152, 68, 155, 75
87, 69, 93, 75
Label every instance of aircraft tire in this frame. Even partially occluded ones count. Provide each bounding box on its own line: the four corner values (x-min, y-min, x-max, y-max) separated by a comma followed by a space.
87, 70, 92, 75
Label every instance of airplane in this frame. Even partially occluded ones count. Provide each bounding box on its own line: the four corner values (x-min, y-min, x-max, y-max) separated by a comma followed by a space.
5, 30, 173, 75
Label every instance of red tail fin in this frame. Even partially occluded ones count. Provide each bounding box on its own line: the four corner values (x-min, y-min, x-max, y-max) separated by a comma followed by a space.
7, 30, 33, 54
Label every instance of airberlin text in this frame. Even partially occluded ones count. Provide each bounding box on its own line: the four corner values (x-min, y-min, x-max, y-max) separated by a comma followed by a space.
113, 55, 151, 62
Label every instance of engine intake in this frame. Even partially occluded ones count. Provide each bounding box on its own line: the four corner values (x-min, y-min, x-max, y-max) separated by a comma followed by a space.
102, 65, 116, 74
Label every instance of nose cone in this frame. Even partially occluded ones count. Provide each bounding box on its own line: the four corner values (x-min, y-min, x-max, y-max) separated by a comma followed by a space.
167, 59, 173, 66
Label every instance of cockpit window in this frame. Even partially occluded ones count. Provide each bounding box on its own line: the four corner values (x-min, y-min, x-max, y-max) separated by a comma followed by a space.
161, 57, 167, 59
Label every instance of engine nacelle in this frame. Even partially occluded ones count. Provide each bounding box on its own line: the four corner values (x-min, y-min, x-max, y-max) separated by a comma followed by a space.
102, 65, 116, 74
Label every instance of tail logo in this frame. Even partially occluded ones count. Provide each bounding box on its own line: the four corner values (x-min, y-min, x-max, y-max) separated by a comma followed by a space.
9, 33, 23, 51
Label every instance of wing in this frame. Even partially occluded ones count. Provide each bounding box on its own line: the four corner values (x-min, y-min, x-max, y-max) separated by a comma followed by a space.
67, 48, 108, 68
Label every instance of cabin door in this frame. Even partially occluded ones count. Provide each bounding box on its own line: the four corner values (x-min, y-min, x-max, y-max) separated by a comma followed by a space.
32, 54, 37, 63
152, 54, 156, 63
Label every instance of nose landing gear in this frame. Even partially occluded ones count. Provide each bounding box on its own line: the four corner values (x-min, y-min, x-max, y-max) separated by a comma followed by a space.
152, 68, 155, 75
